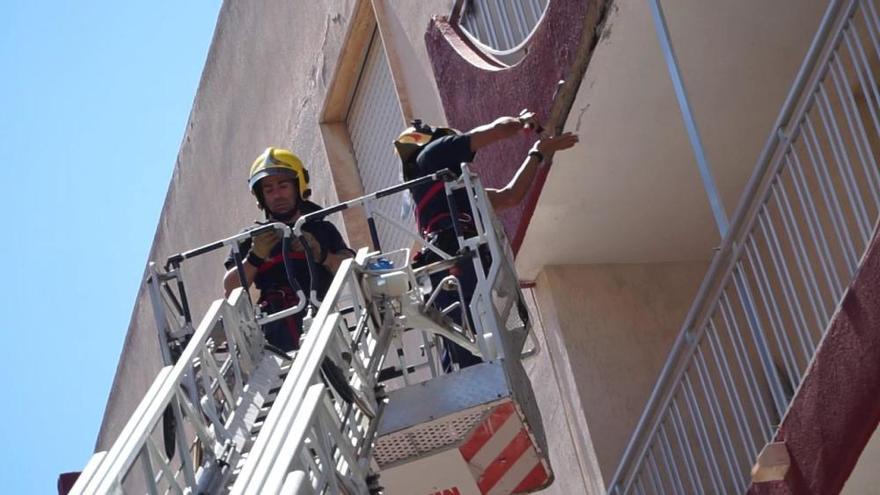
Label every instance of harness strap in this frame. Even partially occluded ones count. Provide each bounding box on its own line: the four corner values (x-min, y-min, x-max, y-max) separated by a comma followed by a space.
422, 212, 452, 234
414, 181, 446, 230
257, 251, 306, 274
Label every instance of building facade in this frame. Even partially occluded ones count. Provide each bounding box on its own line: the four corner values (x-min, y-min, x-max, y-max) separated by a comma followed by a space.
92, 0, 880, 493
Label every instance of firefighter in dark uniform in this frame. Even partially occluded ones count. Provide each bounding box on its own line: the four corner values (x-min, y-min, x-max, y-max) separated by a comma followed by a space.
223, 147, 354, 352
394, 111, 578, 369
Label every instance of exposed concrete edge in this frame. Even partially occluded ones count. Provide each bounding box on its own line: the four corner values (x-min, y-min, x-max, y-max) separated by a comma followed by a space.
93, 0, 229, 451
512, 0, 614, 254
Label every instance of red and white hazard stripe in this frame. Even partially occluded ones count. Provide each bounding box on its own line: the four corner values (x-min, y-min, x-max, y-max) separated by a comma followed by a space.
459, 401, 551, 494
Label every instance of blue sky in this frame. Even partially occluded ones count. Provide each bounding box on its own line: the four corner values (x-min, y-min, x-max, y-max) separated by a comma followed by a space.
0, 1, 222, 492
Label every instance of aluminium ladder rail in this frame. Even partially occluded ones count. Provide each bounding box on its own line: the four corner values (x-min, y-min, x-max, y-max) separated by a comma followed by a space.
70, 286, 277, 494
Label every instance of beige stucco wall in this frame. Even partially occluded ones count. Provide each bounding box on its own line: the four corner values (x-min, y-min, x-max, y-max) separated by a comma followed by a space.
94, 0, 455, 451
533, 261, 709, 487
96, 0, 357, 451
843, 424, 880, 494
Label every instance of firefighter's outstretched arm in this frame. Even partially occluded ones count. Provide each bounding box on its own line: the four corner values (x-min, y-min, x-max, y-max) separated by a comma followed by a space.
467, 111, 536, 151
487, 131, 579, 211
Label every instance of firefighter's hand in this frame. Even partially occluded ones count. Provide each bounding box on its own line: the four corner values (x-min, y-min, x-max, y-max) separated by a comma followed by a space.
291, 232, 323, 260
535, 131, 579, 156
251, 230, 280, 259
517, 109, 541, 132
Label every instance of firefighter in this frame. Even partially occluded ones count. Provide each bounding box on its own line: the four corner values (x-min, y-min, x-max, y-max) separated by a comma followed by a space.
395, 111, 578, 369
223, 147, 354, 352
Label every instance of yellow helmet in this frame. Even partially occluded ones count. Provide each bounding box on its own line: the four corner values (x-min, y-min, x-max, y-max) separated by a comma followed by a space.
248, 147, 311, 201
393, 120, 458, 163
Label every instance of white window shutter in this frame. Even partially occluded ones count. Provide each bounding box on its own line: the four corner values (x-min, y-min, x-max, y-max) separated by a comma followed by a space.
347, 31, 416, 253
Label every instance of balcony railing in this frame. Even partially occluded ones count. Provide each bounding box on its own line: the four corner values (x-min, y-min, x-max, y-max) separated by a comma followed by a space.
455, 0, 549, 65
608, 0, 880, 493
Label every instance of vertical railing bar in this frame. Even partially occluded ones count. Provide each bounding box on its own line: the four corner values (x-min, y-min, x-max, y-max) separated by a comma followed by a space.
621, 435, 649, 495
526, 0, 543, 24
759, 187, 821, 354
419, 330, 440, 378
474, 2, 498, 50
140, 447, 161, 495
624, 449, 647, 493
221, 317, 245, 398
658, 423, 687, 495
635, 476, 647, 495
197, 352, 223, 431
845, 17, 880, 201
522, 0, 537, 24
392, 333, 411, 386
695, 346, 743, 493
668, 394, 704, 494
303, 432, 321, 483
481, 2, 503, 49
647, 449, 667, 495
312, 424, 335, 492
492, 2, 516, 50
817, 85, 872, 242
708, 316, 758, 459
772, 180, 825, 352
145, 437, 184, 495
859, 0, 880, 43
205, 349, 236, 418
510, 2, 529, 46
502, 1, 521, 50
776, 167, 831, 328
171, 395, 198, 487
717, 293, 770, 445
742, 230, 804, 381
862, 1, 880, 71
707, 317, 761, 458
481, 0, 499, 49
789, 148, 845, 301
321, 410, 345, 492
321, 398, 360, 481
730, 266, 789, 425
849, 9, 880, 136
804, 116, 860, 272
682, 372, 724, 494
741, 229, 785, 341
830, 45, 880, 205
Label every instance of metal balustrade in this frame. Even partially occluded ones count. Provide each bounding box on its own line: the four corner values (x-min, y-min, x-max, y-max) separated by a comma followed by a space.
608, 0, 880, 492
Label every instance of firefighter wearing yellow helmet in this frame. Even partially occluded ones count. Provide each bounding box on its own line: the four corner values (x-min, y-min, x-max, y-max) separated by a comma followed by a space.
223, 147, 354, 352
248, 147, 312, 216
395, 111, 579, 371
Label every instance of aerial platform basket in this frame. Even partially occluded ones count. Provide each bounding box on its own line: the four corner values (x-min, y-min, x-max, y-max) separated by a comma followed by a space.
69, 166, 552, 495
368, 168, 551, 495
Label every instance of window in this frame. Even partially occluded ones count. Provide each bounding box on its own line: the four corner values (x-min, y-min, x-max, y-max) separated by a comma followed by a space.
346, 29, 415, 253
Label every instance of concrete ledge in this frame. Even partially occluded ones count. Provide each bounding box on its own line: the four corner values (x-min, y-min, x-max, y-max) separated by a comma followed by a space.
748, 222, 880, 494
